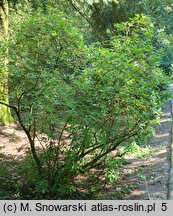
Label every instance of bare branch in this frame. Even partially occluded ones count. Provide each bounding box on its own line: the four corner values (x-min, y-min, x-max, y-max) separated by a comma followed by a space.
67, 0, 94, 27
0, 101, 17, 111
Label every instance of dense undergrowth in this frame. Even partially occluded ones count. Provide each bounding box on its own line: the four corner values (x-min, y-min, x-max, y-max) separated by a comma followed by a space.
0, 142, 155, 200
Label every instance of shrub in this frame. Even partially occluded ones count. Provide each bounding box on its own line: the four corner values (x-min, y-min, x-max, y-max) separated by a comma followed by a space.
0, 12, 169, 198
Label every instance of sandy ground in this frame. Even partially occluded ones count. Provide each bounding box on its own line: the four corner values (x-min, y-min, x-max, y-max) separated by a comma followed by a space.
0, 124, 30, 159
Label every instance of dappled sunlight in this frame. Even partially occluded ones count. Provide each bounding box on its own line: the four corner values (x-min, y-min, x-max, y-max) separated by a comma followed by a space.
0, 124, 44, 160
160, 118, 172, 123
155, 133, 169, 138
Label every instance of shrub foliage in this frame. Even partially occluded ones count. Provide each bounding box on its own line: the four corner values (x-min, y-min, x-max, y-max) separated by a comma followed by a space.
0, 9, 170, 198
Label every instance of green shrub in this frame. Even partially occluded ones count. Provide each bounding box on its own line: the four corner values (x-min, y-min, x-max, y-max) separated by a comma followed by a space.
0, 11, 169, 199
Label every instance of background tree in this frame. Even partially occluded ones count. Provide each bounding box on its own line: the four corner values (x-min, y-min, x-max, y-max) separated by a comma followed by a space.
0, 0, 12, 123
142, 0, 173, 75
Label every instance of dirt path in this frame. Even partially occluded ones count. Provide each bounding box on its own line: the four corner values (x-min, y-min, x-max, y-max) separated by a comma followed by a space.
0, 124, 29, 159
110, 96, 173, 200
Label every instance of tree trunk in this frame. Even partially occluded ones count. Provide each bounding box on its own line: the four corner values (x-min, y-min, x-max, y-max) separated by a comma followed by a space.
0, 0, 12, 124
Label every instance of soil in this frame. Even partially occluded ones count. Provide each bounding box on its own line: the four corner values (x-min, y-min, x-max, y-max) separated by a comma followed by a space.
0, 95, 172, 199
0, 124, 29, 159
105, 98, 172, 200
120, 85, 173, 200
